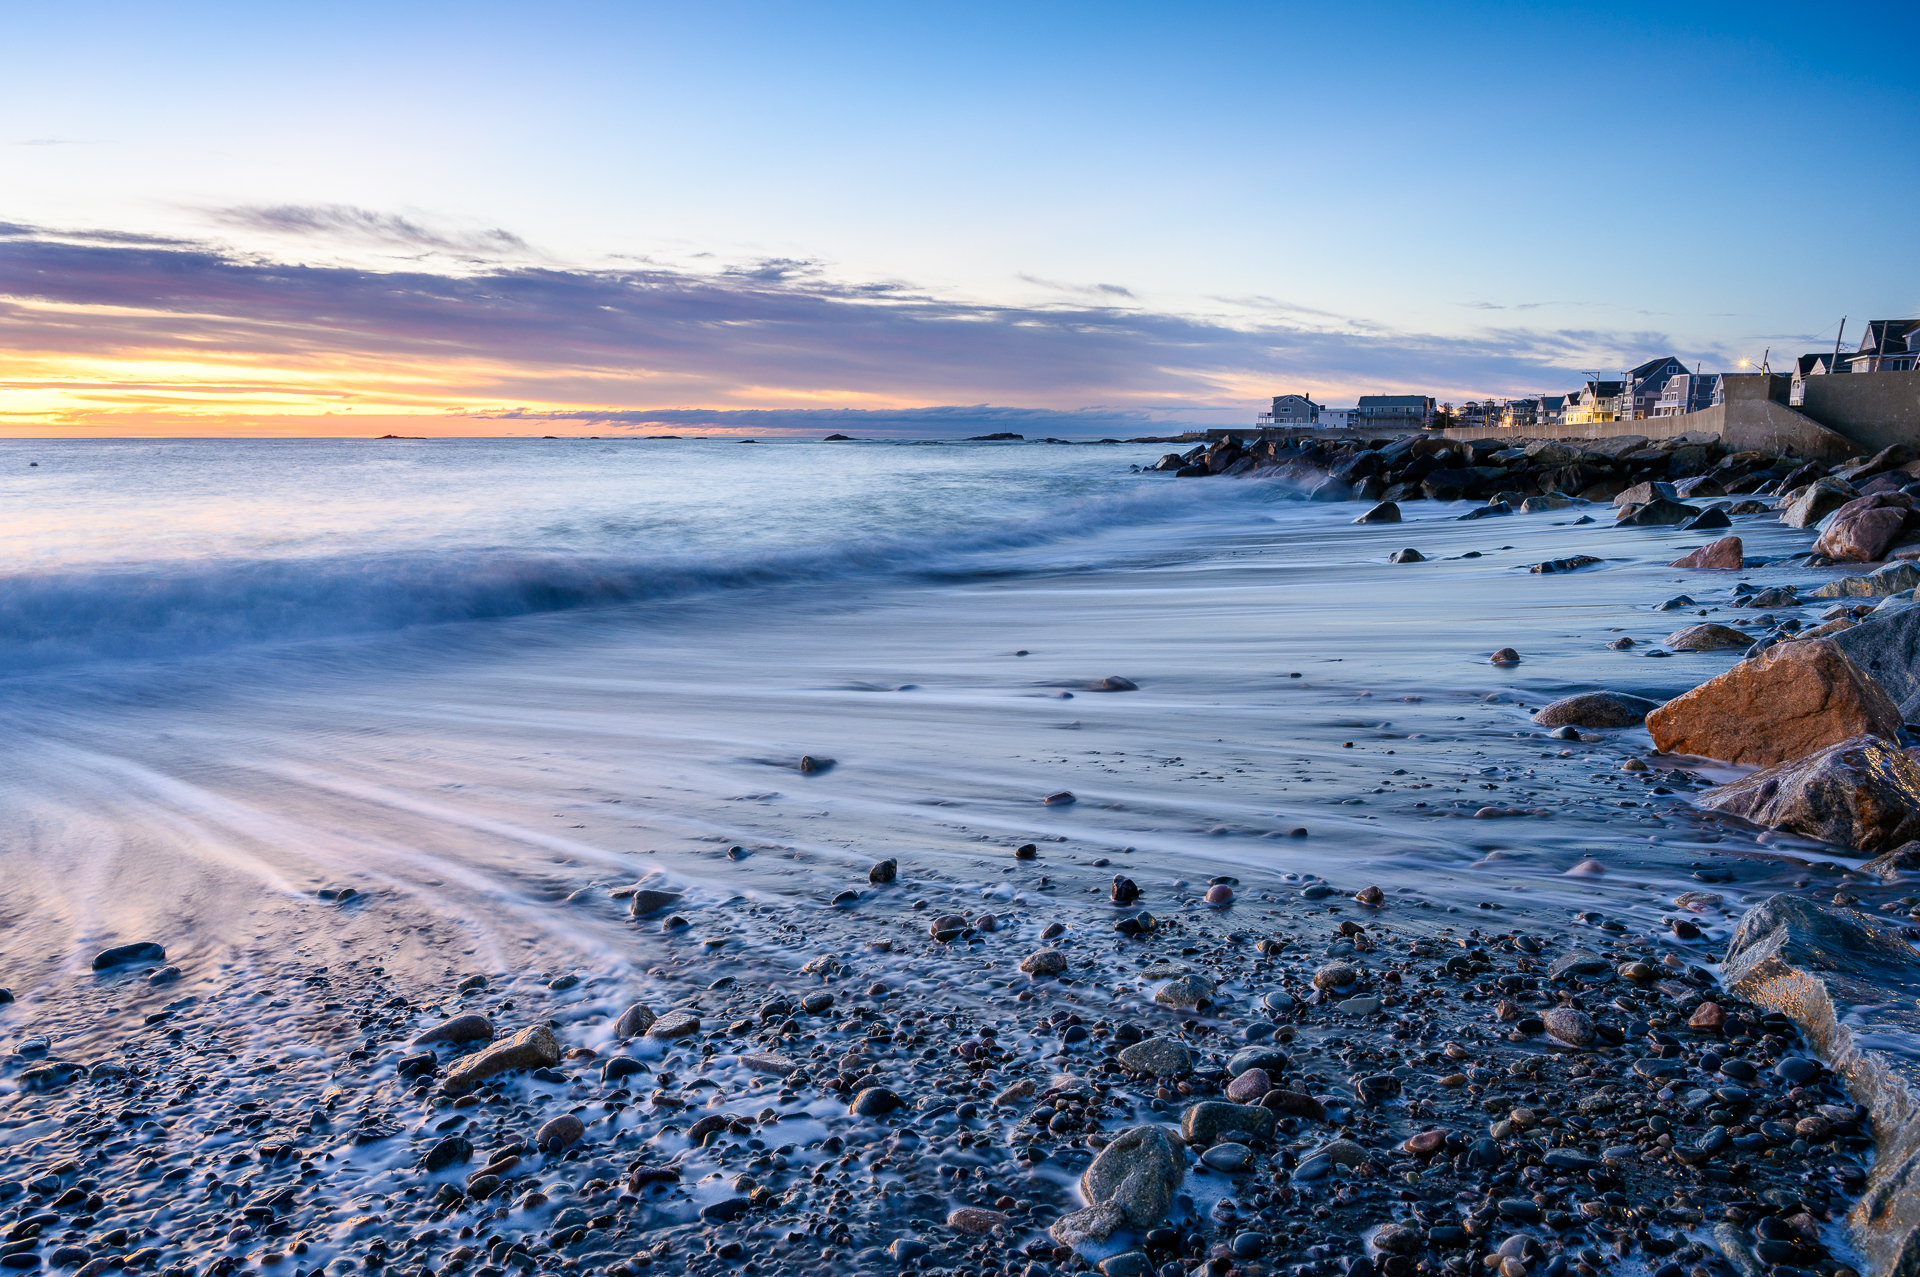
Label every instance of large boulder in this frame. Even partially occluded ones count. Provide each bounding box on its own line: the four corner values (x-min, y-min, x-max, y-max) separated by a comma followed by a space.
1835, 443, 1919, 484
1613, 480, 1678, 508
1813, 495, 1917, 563
1646, 637, 1902, 765
1835, 607, 1920, 718
1049, 1124, 1185, 1247
1781, 478, 1860, 528
1674, 475, 1727, 499
1722, 894, 1920, 1277
1670, 536, 1743, 570
1352, 501, 1400, 524
1531, 692, 1661, 729
1698, 735, 1920, 851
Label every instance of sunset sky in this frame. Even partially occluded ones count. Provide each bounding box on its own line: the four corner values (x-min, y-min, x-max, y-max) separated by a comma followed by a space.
4, 0, 1916, 437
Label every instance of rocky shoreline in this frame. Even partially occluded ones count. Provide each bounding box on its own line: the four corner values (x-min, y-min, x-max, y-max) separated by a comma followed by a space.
17, 431, 1920, 1277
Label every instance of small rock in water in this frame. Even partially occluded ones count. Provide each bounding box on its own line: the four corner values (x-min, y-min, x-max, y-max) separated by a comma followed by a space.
1020, 949, 1068, 977
1532, 691, 1661, 729
628, 888, 683, 918
91, 942, 165, 971
613, 1002, 657, 1038
443, 1024, 562, 1092
868, 858, 897, 883
1354, 502, 1400, 524
646, 1010, 702, 1039
536, 1113, 585, 1151
1312, 962, 1358, 990
1354, 884, 1383, 905
850, 1086, 904, 1116
798, 754, 834, 773
1389, 548, 1425, 564
1566, 859, 1606, 876
1489, 647, 1521, 665
1044, 790, 1076, 805
1118, 1038, 1193, 1077
414, 1013, 494, 1046
1542, 1007, 1596, 1048
1014, 843, 1039, 859
1111, 875, 1141, 904
1205, 883, 1234, 906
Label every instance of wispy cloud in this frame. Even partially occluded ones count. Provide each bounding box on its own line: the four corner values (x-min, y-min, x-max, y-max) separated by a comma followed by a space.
1017, 274, 1136, 300
0, 216, 1727, 433
213, 204, 531, 256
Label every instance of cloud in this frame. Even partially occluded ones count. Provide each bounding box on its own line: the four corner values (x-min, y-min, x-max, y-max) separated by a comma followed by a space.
214, 204, 531, 256
0, 218, 1729, 430
477, 405, 1166, 436
1017, 274, 1136, 300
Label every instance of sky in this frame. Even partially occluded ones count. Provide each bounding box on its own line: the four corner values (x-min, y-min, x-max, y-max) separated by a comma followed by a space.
2, 0, 1916, 437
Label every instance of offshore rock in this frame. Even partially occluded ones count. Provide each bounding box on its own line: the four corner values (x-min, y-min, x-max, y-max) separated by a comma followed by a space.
1646, 638, 1902, 765
1353, 501, 1400, 524
1724, 894, 1920, 1277
1670, 536, 1744, 570
1697, 735, 1920, 852
1050, 1124, 1186, 1246
1531, 692, 1660, 729
442, 1024, 561, 1093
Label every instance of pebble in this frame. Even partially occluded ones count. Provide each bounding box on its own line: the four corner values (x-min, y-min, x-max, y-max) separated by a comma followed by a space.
612, 1002, 657, 1038
1200, 1142, 1252, 1172
946, 1207, 1009, 1234
645, 1010, 701, 1039
1153, 973, 1216, 1009
1224, 1067, 1268, 1102
90, 941, 165, 971
868, 858, 897, 883
1543, 1006, 1596, 1048
1020, 948, 1068, 976
1312, 962, 1358, 990
1117, 1038, 1194, 1077
536, 1114, 585, 1151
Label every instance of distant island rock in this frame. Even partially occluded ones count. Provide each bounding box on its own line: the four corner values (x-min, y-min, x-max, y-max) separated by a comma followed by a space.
823, 433, 853, 441
966, 433, 1024, 441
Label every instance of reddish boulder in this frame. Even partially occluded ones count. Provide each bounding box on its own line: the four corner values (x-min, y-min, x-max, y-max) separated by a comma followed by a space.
1670, 536, 1744, 570
1812, 494, 1917, 563
1646, 637, 1902, 765
1698, 734, 1920, 852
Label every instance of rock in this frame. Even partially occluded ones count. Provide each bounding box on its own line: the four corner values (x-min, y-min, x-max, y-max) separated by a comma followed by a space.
1812, 561, 1920, 599
947, 1207, 1009, 1235
627, 889, 682, 918
421, 1135, 473, 1172
1722, 893, 1920, 1277
1863, 840, 1920, 878
1457, 501, 1512, 520
1020, 949, 1068, 977
1532, 691, 1660, 729
1676, 475, 1727, 499
1646, 638, 1902, 765
1204, 883, 1233, 905
1833, 606, 1920, 721
1489, 647, 1520, 664
646, 1010, 702, 1039
536, 1114, 585, 1151
1153, 974, 1215, 1009
1181, 1101, 1275, 1145
1663, 623, 1751, 650
930, 913, 969, 941
1548, 951, 1610, 979
1225, 1068, 1269, 1103
1671, 536, 1744, 570
1814, 496, 1913, 562
442, 1024, 561, 1093
798, 754, 832, 772
1229, 1046, 1290, 1075
1050, 1124, 1185, 1247
413, 1014, 493, 1046
612, 1003, 657, 1039
1094, 676, 1138, 691
1697, 735, 1920, 852
1389, 548, 1425, 563
1312, 962, 1358, 990
1614, 480, 1679, 507
1116, 1038, 1193, 1077
1264, 1090, 1326, 1120
1681, 506, 1733, 531
850, 1086, 904, 1116
1353, 502, 1400, 523
1782, 478, 1859, 528
1043, 790, 1076, 805
91, 942, 164, 971
1201, 1143, 1252, 1172
1097, 1253, 1155, 1277
1617, 498, 1699, 526
1520, 494, 1573, 513
1542, 1007, 1596, 1048
868, 858, 897, 883
1355, 884, 1383, 904
739, 1051, 798, 1076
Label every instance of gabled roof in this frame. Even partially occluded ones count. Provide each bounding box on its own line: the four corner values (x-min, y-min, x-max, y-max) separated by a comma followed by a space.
1858, 320, 1920, 355
1627, 356, 1685, 380
1356, 395, 1434, 409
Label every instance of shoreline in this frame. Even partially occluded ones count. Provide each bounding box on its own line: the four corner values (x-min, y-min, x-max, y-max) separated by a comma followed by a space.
12, 437, 1920, 1277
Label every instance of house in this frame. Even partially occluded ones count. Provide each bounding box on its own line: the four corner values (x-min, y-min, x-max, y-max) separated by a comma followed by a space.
1652, 373, 1719, 416
1623, 356, 1689, 420
1538, 395, 1567, 430
1502, 398, 1542, 431
1562, 381, 1624, 426
1788, 353, 1846, 406
1847, 321, 1920, 373
1454, 400, 1502, 429
1318, 408, 1356, 429
1355, 394, 1436, 429
1255, 394, 1323, 427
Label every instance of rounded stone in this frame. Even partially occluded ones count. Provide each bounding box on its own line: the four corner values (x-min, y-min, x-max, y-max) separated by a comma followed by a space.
537, 1114, 585, 1152
1020, 949, 1068, 977
1542, 1007, 1596, 1049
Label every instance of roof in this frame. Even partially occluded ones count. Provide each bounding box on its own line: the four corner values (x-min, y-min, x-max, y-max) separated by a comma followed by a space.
1859, 320, 1920, 355
1627, 356, 1686, 380
1356, 395, 1434, 408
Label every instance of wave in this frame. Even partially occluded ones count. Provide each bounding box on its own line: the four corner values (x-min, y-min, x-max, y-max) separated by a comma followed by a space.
0, 479, 1296, 676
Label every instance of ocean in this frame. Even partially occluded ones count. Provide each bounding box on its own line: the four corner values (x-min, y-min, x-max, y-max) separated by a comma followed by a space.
0, 436, 1826, 1056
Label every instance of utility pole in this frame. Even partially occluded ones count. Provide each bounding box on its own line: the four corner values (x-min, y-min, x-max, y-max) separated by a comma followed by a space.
1832, 317, 1847, 370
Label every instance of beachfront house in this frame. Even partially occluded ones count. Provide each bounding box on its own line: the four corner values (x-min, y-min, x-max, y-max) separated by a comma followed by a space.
1623, 356, 1688, 420
1847, 320, 1920, 373
1652, 372, 1719, 416
1501, 398, 1542, 431
1561, 381, 1624, 426
1255, 394, 1323, 427
1355, 394, 1436, 429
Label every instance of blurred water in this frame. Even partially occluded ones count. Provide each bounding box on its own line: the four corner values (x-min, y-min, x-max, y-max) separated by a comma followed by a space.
0, 437, 1854, 1049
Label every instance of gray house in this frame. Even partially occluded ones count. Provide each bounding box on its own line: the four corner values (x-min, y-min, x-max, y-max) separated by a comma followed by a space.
1355, 394, 1435, 429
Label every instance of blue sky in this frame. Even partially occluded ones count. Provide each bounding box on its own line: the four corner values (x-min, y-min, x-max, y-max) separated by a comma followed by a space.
2, 0, 1916, 433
